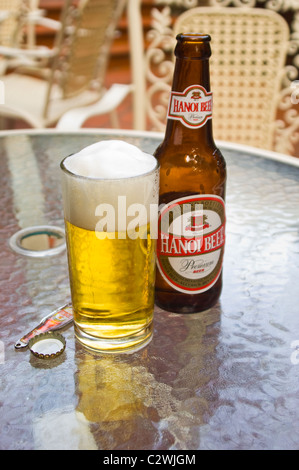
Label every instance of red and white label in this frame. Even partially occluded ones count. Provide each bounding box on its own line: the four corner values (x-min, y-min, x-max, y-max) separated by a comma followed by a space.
167, 85, 212, 129
157, 195, 225, 294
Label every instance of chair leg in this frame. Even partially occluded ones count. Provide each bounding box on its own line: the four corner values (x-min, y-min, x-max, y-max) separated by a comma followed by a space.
109, 109, 120, 128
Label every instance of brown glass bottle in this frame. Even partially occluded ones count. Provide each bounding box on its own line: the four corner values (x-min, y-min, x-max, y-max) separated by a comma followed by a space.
154, 33, 227, 313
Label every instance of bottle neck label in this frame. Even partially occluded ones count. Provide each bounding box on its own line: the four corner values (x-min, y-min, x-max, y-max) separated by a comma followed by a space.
167, 85, 212, 129
157, 194, 225, 294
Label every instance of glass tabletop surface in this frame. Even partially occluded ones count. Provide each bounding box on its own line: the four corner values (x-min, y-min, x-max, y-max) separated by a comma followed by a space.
1, 130, 299, 450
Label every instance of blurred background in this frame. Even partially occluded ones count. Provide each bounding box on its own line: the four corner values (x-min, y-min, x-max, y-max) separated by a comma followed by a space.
0, 0, 298, 156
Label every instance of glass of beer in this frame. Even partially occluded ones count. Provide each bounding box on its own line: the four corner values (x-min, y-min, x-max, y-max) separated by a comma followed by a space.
60, 140, 159, 353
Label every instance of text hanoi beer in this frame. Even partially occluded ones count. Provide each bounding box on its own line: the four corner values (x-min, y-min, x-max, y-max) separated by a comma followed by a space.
154, 34, 227, 313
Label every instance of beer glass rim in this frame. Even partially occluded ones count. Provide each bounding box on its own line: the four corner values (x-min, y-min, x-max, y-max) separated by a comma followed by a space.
60, 153, 159, 182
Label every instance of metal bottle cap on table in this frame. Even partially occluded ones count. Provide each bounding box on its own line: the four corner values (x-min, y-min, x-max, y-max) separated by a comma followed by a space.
15, 303, 73, 350
28, 332, 66, 359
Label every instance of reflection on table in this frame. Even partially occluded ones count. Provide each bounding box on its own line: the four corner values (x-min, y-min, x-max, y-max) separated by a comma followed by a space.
1, 129, 299, 450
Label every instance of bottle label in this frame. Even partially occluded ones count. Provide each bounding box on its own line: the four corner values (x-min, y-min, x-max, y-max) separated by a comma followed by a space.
157, 195, 225, 294
167, 85, 212, 129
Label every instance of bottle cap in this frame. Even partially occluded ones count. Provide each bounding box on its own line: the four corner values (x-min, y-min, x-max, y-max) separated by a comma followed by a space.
28, 332, 66, 359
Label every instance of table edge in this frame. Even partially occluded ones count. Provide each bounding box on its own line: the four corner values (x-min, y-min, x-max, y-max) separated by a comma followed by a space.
0, 128, 298, 168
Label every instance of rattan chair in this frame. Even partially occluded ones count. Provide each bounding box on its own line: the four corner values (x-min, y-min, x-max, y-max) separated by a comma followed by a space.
130, 3, 292, 153
0, 0, 23, 47
0, 0, 27, 73
0, 0, 54, 73
0, 0, 131, 128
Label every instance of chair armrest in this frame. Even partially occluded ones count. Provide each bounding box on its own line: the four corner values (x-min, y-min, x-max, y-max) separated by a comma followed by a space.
26, 14, 62, 32
0, 45, 57, 59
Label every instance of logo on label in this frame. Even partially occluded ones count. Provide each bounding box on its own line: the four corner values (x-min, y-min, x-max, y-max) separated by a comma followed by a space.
167, 85, 212, 129
157, 195, 225, 294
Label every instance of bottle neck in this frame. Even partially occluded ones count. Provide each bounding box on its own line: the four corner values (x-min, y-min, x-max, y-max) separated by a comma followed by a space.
164, 56, 215, 148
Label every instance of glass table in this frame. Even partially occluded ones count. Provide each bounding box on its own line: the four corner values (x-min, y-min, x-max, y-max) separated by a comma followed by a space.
1, 129, 299, 450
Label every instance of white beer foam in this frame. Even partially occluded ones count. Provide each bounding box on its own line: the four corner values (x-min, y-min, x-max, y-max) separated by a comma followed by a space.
64, 140, 157, 179
61, 140, 159, 232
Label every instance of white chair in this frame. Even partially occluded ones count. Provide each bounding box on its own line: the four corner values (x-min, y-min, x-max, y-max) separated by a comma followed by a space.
0, 0, 57, 73
130, 4, 291, 153
0, 0, 132, 129
57, 0, 143, 130
0, 0, 23, 47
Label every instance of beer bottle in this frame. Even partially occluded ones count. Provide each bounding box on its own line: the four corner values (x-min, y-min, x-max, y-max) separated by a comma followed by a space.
154, 33, 227, 313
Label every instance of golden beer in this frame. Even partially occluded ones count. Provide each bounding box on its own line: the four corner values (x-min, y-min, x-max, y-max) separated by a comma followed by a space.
61, 140, 159, 352
65, 221, 155, 350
